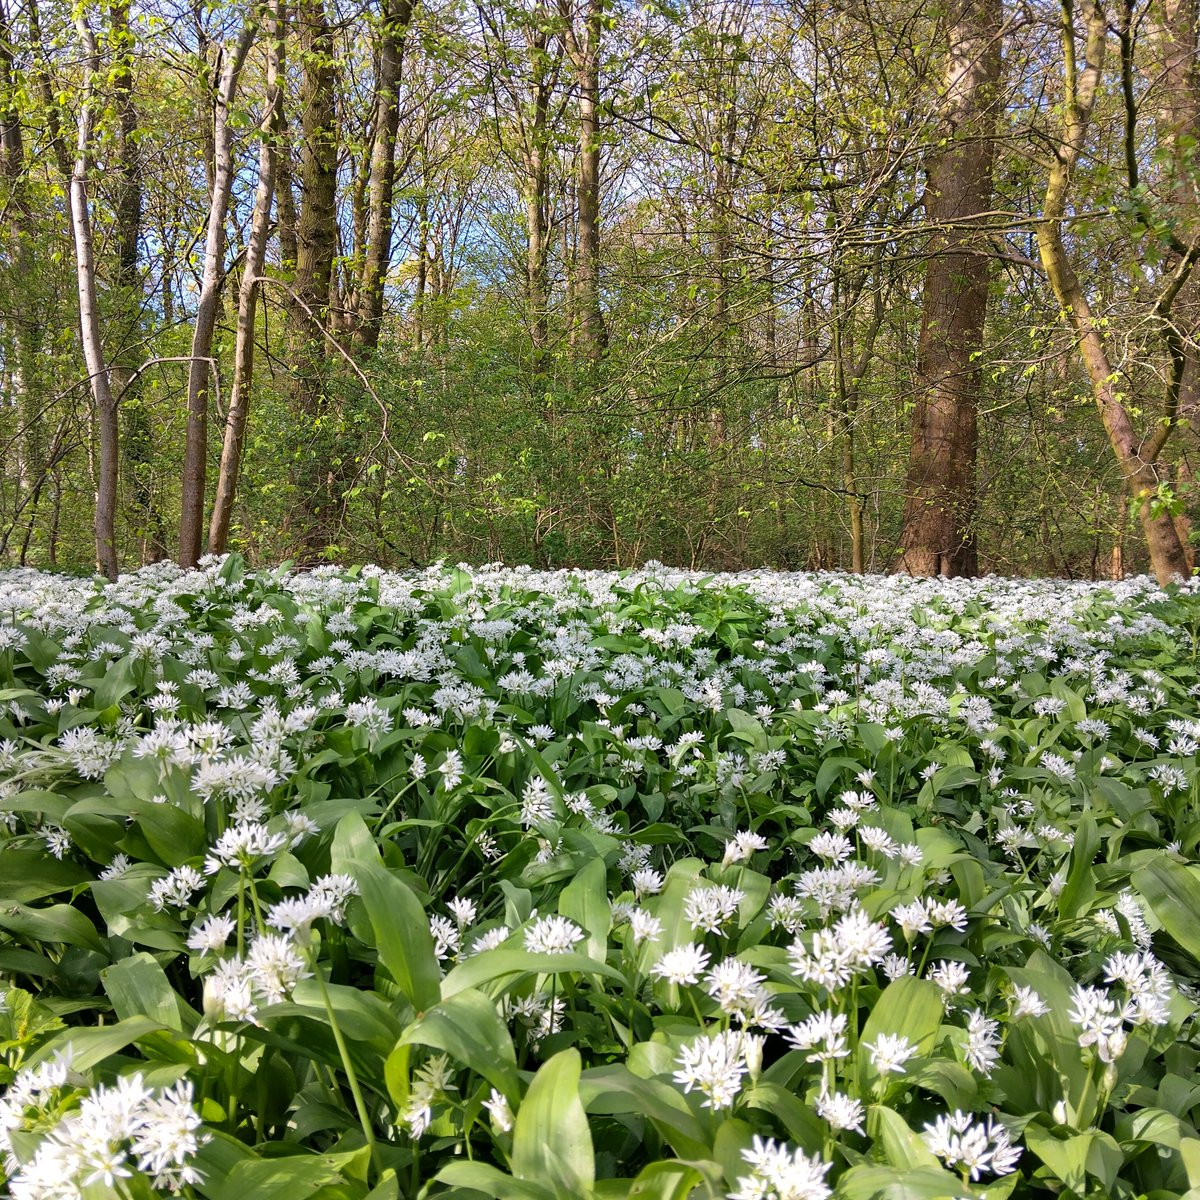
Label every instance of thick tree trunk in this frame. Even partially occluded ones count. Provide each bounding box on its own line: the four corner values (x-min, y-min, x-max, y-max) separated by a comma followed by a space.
178, 15, 257, 567
286, 0, 340, 558
208, 0, 282, 555
895, 0, 1000, 578
352, 0, 413, 352
0, 0, 38, 507
108, 0, 166, 563
1148, 0, 1200, 425
69, 13, 119, 579
1036, 0, 1190, 584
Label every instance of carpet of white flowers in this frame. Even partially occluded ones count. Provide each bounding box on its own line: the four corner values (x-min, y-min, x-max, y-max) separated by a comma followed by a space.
2, 558, 1200, 1200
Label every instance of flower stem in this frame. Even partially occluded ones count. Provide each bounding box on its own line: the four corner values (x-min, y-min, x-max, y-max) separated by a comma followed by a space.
311, 951, 379, 1178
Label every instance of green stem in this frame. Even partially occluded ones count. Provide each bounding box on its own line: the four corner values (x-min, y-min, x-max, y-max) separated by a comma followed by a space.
311, 950, 380, 1178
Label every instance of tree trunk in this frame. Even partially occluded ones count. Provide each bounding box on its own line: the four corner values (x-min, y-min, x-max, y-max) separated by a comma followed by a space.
0, 0, 38, 507
178, 14, 257, 567
1036, 0, 1190, 584
208, 0, 282, 554
352, 0, 413, 352
286, 0, 340, 558
895, 0, 1000, 578
69, 13, 119, 579
523, 16, 554, 381
108, 0, 166, 563
562, 0, 605, 372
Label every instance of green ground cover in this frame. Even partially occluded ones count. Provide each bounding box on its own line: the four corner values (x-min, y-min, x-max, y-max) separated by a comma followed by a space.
1, 560, 1200, 1200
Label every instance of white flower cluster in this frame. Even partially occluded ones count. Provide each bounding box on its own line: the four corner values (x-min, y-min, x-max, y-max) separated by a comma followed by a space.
2, 1066, 208, 1198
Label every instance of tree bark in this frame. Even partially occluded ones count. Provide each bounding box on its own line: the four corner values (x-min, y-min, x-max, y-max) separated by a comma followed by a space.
208, 0, 282, 554
561, 0, 605, 371
1036, 0, 1191, 584
286, 0, 340, 557
69, 12, 120, 579
895, 0, 1000, 578
352, 0, 413, 352
179, 12, 257, 567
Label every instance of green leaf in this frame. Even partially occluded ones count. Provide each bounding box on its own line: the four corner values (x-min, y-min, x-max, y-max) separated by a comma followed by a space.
558, 855, 611, 961
857, 976, 943, 1090
1133, 856, 1200, 963
434, 1161, 556, 1200
441, 948, 625, 998
580, 1065, 710, 1160
513, 1048, 595, 1199
400, 987, 520, 1101
350, 859, 440, 1013
101, 952, 189, 1031
205, 1155, 344, 1200
0, 903, 106, 954
27, 1016, 165, 1070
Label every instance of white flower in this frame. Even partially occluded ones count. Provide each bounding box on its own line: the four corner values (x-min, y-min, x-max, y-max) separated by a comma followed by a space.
705, 958, 769, 1017
683, 885, 744, 935
632, 867, 664, 898
923, 1110, 1021, 1180
628, 909, 664, 945
523, 915, 584, 955
815, 1089, 864, 1134
785, 1011, 849, 1062
1009, 984, 1049, 1019
187, 913, 236, 954
484, 1087, 514, 1133
246, 933, 310, 1003
729, 1135, 832, 1200
652, 943, 712, 985
929, 960, 971, 998
963, 1009, 1001, 1075
723, 831, 769, 866
673, 1029, 758, 1109
864, 1032, 918, 1076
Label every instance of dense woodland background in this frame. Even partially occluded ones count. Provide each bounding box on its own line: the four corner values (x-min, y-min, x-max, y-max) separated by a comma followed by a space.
0, 0, 1198, 580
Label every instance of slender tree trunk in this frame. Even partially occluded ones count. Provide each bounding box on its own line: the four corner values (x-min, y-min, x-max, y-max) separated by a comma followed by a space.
895, 0, 1000, 578
208, 0, 282, 554
352, 0, 413, 352
1036, 0, 1190, 584
524, 24, 553, 382
178, 13, 257, 567
69, 13, 119, 579
562, 0, 605, 371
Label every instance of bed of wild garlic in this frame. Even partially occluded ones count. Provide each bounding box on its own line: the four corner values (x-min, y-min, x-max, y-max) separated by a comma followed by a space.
1, 557, 1200, 1200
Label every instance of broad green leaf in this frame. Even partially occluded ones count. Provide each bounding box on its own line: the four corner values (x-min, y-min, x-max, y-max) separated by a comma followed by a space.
0, 903, 106, 954
441, 948, 625, 998
206, 1155, 345, 1200
350, 859, 440, 1013
1133, 856, 1200, 963
581, 1064, 710, 1160
434, 1161, 556, 1200
559, 854, 611, 961
400, 987, 520, 1101
513, 1048, 594, 1199
857, 976, 943, 1090
27, 1016, 166, 1070
101, 952, 189, 1031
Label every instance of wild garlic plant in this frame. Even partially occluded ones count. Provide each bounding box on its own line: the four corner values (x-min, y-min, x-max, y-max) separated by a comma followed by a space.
0, 557, 1197, 1199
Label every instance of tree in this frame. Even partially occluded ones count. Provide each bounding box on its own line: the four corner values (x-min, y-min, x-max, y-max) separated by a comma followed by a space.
895, 0, 1001, 577
1035, 0, 1193, 583
178, 7, 258, 567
